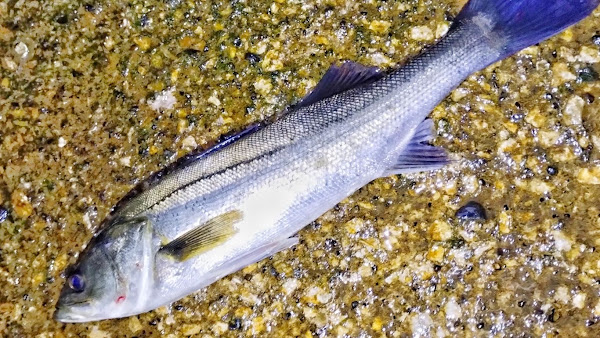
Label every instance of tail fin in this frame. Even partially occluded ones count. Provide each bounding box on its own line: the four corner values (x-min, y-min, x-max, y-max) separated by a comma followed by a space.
457, 0, 599, 57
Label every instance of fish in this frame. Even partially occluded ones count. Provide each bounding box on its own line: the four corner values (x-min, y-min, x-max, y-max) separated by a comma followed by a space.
54, 0, 599, 322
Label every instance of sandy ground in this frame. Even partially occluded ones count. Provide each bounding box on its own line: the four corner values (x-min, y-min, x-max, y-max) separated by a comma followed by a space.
2, 0, 600, 336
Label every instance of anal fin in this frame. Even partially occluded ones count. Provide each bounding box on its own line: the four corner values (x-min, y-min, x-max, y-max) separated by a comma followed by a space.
222, 237, 299, 272
158, 210, 242, 262
384, 119, 450, 176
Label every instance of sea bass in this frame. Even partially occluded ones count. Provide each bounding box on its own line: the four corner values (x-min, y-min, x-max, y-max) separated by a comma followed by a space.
55, 0, 599, 322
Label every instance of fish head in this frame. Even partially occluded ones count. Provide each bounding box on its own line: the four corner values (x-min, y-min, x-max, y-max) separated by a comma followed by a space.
55, 217, 152, 322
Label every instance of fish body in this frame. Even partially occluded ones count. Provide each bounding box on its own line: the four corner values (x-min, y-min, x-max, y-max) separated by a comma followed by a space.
55, 0, 599, 322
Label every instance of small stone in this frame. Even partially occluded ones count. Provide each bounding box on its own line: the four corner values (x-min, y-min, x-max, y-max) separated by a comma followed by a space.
282, 278, 299, 295
428, 220, 452, 241
445, 297, 462, 320
538, 130, 560, 147
552, 62, 576, 85
254, 78, 272, 96
314, 35, 329, 45
410, 26, 434, 41
134, 36, 152, 51
578, 46, 600, 63
456, 201, 486, 220
182, 324, 202, 335
245, 52, 261, 64
149, 88, 177, 111
251, 316, 265, 334
547, 166, 558, 176
368, 20, 391, 34
11, 190, 33, 219
371, 317, 383, 331
577, 67, 599, 82
120, 156, 131, 167
89, 326, 110, 338
593, 300, 600, 316
498, 211, 511, 234
58, 137, 67, 148
577, 167, 600, 184
128, 316, 142, 333
182, 136, 197, 149
573, 292, 587, 309
552, 230, 573, 252
563, 95, 584, 125
14, 41, 29, 59
435, 22, 450, 39
427, 245, 445, 262
528, 179, 553, 194
316, 292, 332, 304
410, 312, 433, 336
228, 318, 242, 330
555, 286, 570, 303
451, 87, 470, 102
369, 53, 392, 66
208, 93, 221, 106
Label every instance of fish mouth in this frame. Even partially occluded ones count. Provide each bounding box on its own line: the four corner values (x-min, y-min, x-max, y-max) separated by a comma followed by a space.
53, 301, 93, 323
53, 307, 88, 323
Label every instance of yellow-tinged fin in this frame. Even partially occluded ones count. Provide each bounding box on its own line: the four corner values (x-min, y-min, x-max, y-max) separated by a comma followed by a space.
158, 210, 242, 261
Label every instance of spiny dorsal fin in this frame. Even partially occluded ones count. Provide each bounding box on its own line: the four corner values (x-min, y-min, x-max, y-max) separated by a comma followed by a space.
297, 61, 383, 108
158, 210, 242, 261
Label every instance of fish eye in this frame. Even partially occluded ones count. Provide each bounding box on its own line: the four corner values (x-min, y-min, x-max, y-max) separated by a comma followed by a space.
68, 274, 85, 292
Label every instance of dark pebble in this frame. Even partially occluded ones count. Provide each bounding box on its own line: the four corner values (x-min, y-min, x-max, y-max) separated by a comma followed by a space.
593, 34, 600, 46
233, 37, 242, 47
577, 66, 599, 82
547, 166, 558, 176
245, 52, 261, 64
0, 207, 6, 223
229, 318, 242, 330
56, 14, 68, 24
456, 201, 487, 220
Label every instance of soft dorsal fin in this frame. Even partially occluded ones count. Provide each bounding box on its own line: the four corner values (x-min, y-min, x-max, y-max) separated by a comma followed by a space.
297, 61, 384, 107
158, 210, 242, 261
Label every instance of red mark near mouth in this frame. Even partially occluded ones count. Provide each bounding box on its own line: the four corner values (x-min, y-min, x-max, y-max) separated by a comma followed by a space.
116, 295, 126, 303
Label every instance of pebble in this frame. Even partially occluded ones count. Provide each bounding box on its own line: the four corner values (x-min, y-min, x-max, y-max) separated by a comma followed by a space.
551, 62, 576, 85
410, 312, 433, 336
444, 297, 462, 321
10, 190, 32, 219
577, 46, 600, 63
254, 78, 273, 96
563, 95, 584, 125
410, 26, 434, 41
577, 167, 600, 184
182, 135, 197, 149
128, 316, 142, 333
149, 88, 177, 111
14, 41, 29, 59
456, 201, 486, 220
368, 20, 391, 34
552, 230, 573, 252
428, 220, 452, 241
58, 137, 67, 148
573, 293, 587, 309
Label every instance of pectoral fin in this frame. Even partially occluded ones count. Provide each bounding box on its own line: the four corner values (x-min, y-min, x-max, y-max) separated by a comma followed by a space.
158, 210, 242, 261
